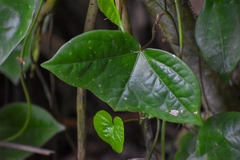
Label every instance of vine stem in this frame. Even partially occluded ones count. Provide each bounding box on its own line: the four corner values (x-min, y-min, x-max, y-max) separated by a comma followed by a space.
146, 119, 160, 160
4, 72, 31, 142
20, 0, 45, 59
4, 0, 45, 142
141, 12, 164, 51
84, 0, 98, 32
161, 120, 166, 160
123, 118, 139, 123
174, 0, 183, 58
152, 0, 174, 24
198, 56, 215, 118
142, 118, 157, 160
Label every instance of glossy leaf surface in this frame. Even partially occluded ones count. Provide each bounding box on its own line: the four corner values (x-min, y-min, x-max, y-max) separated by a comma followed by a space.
41, 30, 202, 125
174, 132, 197, 160
97, 0, 123, 31
0, 0, 36, 65
187, 112, 240, 160
195, 0, 240, 81
0, 103, 65, 159
93, 110, 124, 153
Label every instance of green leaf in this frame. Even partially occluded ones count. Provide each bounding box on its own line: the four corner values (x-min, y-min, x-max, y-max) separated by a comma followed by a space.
0, 0, 36, 65
97, 0, 123, 31
187, 112, 240, 160
195, 0, 240, 81
174, 132, 197, 160
0, 103, 65, 159
93, 110, 124, 153
41, 30, 202, 125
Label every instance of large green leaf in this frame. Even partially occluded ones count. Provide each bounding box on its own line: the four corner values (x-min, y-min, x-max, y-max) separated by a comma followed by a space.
195, 0, 240, 81
93, 110, 124, 153
187, 112, 240, 160
174, 132, 197, 160
0, 0, 36, 65
0, 103, 65, 159
97, 0, 123, 31
41, 30, 202, 125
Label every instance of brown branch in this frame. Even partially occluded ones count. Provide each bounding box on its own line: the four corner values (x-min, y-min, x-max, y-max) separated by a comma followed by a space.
77, 0, 98, 160
84, 0, 98, 32
0, 141, 54, 156
121, 0, 132, 34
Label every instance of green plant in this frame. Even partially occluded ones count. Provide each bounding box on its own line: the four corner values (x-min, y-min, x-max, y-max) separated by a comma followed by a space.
0, 0, 240, 159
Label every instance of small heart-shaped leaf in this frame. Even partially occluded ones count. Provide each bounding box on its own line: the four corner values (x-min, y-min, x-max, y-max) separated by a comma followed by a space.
93, 110, 124, 153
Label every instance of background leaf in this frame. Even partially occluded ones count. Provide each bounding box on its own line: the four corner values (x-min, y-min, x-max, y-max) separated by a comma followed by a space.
0, 35, 32, 85
195, 0, 240, 81
93, 110, 124, 153
187, 112, 240, 160
0, 103, 65, 159
41, 30, 202, 125
174, 132, 197, 160
0, 0, 36, 65
97, 0, 123, 31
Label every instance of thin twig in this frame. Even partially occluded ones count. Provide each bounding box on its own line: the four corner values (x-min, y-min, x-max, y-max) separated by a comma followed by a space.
161, 120, 166, 160
76, 88, 87, 160
198, 56, 215, 118
123, 118, 139, 123
19, 0, 44, 60
182, 124, 197, 136
121, 0, 132, 34
146, 119, 160, 160
84, 0, 98, 32
4, 71, 32, 142
152, 0, 178, 39
0, 141, 54, 156
77, 1, 98, 159
141, 12, 164, 51
31, 55, 53, 107
142, 119, 157, 160
174, 0, 183, 58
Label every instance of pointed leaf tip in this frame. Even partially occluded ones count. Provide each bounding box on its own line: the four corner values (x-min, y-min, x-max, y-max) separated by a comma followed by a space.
97, 0, 123, 30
